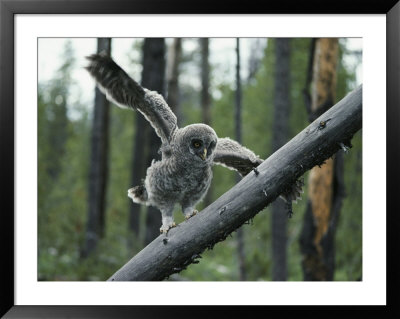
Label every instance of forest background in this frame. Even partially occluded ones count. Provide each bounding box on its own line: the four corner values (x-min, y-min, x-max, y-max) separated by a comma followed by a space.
38, 37, 362, 281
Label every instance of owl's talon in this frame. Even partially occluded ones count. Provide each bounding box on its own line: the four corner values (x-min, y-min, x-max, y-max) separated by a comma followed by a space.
160, 222, 176, 234
185, 210, 198, 220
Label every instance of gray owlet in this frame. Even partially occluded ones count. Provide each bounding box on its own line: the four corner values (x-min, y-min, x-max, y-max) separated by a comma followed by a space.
86, 53, 302, 233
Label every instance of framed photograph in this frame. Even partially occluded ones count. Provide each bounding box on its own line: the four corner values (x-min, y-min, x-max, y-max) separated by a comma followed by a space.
1, 0, 398, 317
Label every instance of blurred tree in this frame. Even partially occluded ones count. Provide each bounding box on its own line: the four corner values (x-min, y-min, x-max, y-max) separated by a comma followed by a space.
38, 40, 93, 280
127, 39, 146, 240
334, 40, 362, 280
299, 38, 343, 281
200, 38, 213, 206
128, 115, 146, 238
235, 38, 247, 281
141, 38, 167, 245
81, 38, 112, 258
247, 39, 265, 83
200, 38, 211, 125
38, 40, 76, 249
271, 38, 291, 281
129, 96, 146, 238
167, 38, 182, 126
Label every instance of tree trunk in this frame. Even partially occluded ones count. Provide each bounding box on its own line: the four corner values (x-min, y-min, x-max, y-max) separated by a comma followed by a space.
300, 38, 342, 281
107, 85, 362, 281
128, 39, 147, 240
271, 38, 291, 281
201, 38, 211, 126
200, 38, 213, 206
247, 39, 264, 83
82, 38, 111, 258
128, 114, 147, 237
234, 38, 247, 281
141, 38, 167, 245
167, 38, 182, 126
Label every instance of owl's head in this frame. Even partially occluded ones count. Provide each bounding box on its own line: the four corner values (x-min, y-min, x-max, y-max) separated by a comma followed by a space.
177, 124, 218, 163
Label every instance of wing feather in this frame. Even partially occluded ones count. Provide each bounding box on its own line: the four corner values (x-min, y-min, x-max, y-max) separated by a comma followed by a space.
213, 138, 263, 176
214, 138, 304, 204
85, 53, 177, 144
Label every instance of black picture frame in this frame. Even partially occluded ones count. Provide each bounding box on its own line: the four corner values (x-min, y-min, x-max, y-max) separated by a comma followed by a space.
1, 0, 399, 317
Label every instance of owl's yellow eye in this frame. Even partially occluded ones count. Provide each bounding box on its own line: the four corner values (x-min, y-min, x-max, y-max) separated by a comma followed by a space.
192, 139, 203, 149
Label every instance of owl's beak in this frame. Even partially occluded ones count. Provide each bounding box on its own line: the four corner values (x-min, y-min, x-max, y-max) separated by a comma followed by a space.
200, 148, 207, 160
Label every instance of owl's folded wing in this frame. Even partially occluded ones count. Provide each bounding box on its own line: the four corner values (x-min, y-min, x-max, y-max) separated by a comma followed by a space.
213, 137, 263, 177
85, 53, 177, 144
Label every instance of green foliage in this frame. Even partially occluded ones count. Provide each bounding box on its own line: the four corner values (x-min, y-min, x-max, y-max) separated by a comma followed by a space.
38, 90, 91, 280
335, 130, 362, 281
38, 42, 136, 280
38, 41, 89, 280
38, 38, 362, 281
333, 40, 362, 280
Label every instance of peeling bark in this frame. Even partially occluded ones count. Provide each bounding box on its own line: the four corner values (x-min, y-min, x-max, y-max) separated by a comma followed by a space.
300, 38, 341, 281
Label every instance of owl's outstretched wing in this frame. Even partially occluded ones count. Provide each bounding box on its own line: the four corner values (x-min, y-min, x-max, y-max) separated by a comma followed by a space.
85, 53, 177, 144
213, 137, 303, 205
213, 137, 263, 177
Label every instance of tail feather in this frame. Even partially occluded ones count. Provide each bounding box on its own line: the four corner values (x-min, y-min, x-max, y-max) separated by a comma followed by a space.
128, 185, 148, 205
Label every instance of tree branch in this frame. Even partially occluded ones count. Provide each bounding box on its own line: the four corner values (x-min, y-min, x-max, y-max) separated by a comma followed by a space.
108, 85, 362, 281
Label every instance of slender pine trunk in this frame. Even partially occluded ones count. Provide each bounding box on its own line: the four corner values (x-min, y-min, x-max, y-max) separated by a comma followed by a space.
82, 38, 111, 258
234, 38, 247, 281
141, 38, 167, 245
271, 38, 291, 281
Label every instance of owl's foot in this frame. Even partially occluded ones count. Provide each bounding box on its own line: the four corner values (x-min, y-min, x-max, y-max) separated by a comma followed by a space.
160, 222, 176, 234
184, 210, 198, 220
